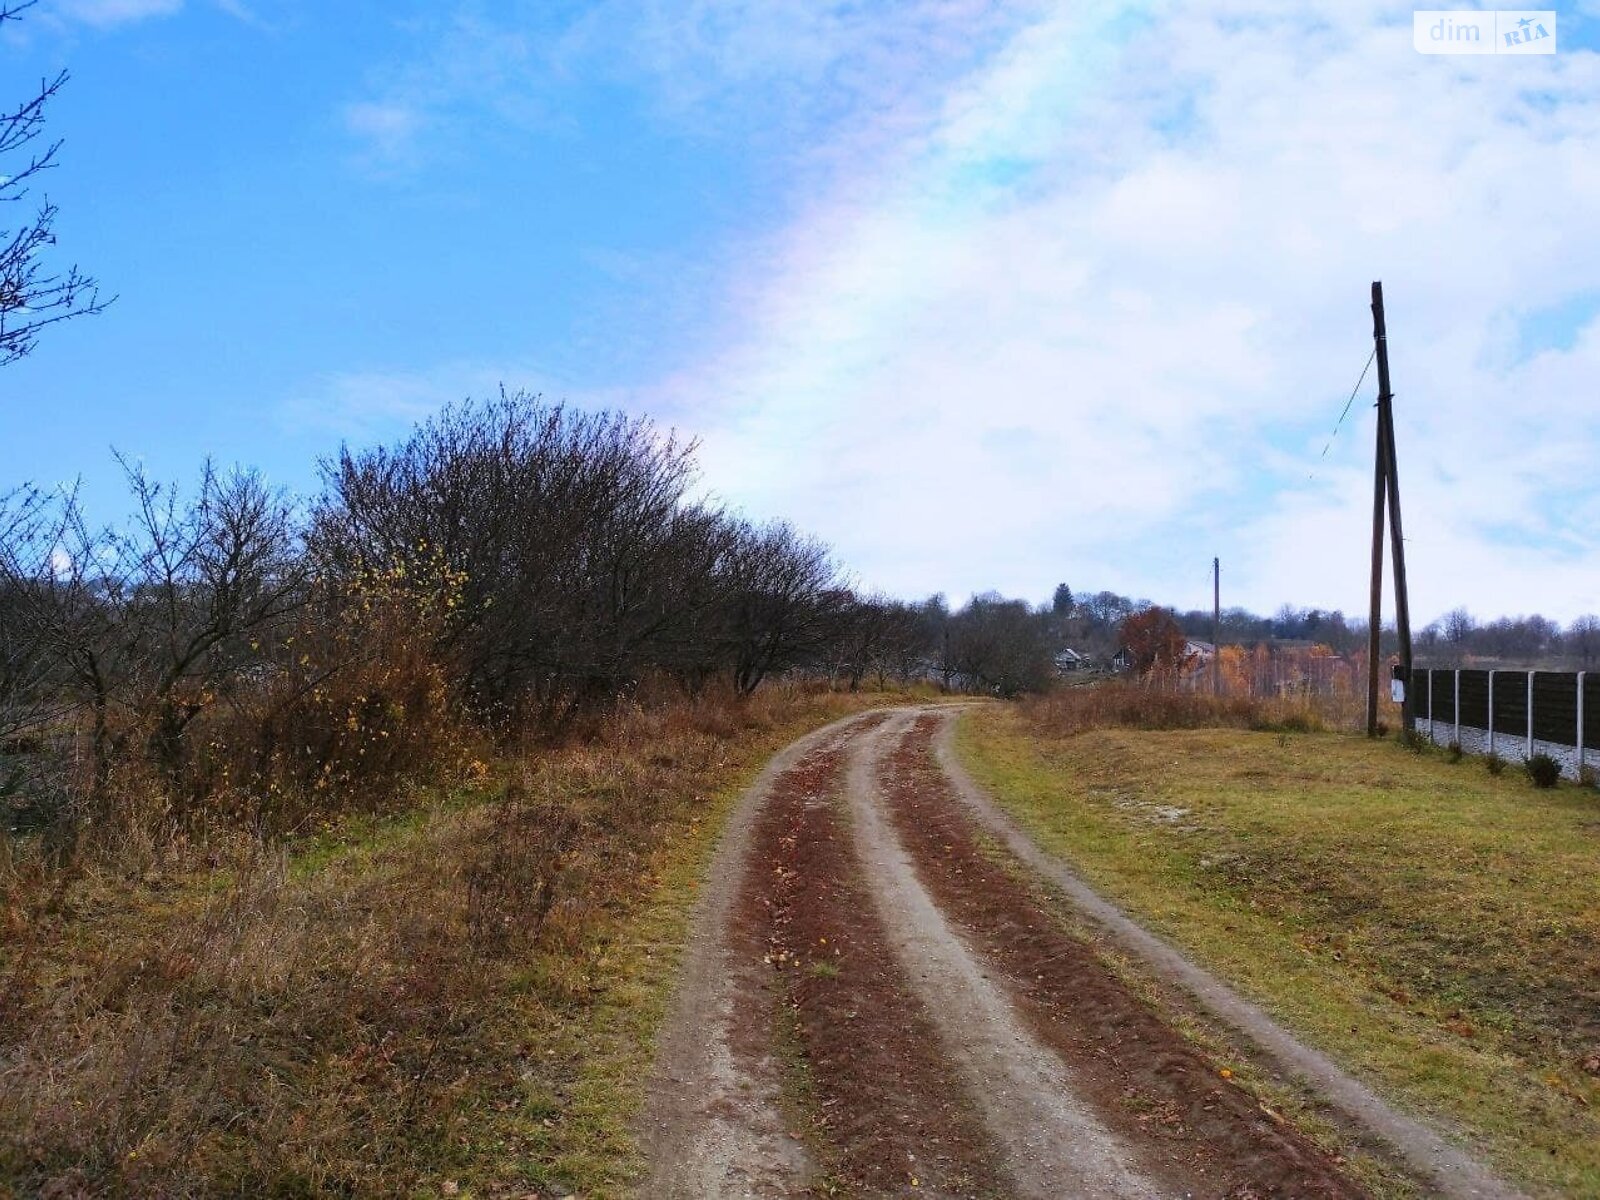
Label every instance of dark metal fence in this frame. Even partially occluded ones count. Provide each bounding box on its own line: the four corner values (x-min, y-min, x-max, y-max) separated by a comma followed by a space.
1409, 667, 1597, 780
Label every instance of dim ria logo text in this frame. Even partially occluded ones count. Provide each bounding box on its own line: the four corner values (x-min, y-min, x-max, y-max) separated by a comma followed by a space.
1413, 10, 1556, 54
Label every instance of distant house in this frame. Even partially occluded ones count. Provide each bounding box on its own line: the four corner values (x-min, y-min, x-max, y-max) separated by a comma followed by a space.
1111, 641, 1213, 674
1053, 648, 1089, 674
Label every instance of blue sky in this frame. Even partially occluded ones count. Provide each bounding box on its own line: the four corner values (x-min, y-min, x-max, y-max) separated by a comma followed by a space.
3, 0, 1600, 623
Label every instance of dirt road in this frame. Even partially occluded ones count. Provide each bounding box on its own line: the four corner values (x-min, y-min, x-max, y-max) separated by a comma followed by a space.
639, 706, 1516, 1198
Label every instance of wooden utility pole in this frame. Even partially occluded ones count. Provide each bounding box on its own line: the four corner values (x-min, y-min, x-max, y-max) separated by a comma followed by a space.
1366, 281, 1415, 736
1212, 557, 1221, 696
1366, 393, 1387, 736
1376, 284, 1415, 730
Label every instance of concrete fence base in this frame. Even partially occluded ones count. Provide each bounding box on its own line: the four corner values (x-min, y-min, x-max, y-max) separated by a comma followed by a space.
1408, 667, 1595, 784
1413, 718, 1590, 781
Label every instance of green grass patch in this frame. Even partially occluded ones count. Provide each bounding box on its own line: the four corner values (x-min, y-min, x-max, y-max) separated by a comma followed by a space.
956, 705, 1600, 1198
287, 784, 489, 879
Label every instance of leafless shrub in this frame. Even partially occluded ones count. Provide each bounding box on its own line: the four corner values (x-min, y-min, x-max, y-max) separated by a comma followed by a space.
0, 650, 882, 1193
186, 562, 474, 833
0, 391, 894, 869
1, 462, 307, 816
719, 520, 844, 695
824, 593, 928, 691
319, 393, 851, 725
943, 594, 1058, 696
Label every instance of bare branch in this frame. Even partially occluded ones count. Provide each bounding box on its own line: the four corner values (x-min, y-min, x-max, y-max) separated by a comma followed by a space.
0, 4, 111, 365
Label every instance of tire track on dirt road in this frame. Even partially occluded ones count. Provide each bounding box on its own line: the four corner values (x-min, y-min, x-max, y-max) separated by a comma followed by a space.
640, 711, 882, 1198
843, 712, 1173, 1200
930, 707, 1523, 1200
740, 719, 1006, 1197
643, 706, 1008, 1199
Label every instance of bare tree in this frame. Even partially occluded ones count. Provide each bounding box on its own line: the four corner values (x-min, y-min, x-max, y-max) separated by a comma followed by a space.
1567, 615, 1600, 669
826, 592, 909, 691
1416, 621, 1441, 656
0, 486, 59, 807
915, 595, 957, 690
1441, 607, 1474, 661
4, 463, 305, 807
4, 485, 129, 806
948, 594, 1053, 696
0, 2, 109, 365
0, 488, 46, 735
718, 521, 842, 695
117, 460, 307, 782
320, 392, 741, 725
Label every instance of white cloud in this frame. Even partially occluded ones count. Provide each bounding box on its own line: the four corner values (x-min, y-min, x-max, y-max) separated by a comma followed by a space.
341, 101, 425, 167
339, 8, 618, 176
338, 0, 1042, 176
605, 0, 1049, 147
615, 1, 1600, 623
42, 0, 261, 29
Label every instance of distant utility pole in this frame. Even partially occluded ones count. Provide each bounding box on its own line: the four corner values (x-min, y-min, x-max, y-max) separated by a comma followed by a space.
1365, 281, 1415, 737
1212, 557, 1221, 696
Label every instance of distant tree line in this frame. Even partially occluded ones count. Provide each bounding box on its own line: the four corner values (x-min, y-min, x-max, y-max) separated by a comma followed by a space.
1048, 584, 1598, 671
1415, 608, 1600, 668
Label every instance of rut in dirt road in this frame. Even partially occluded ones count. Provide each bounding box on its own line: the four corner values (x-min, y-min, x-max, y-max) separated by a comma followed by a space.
843, 713, 1173, 1200
641, 708, 1007, 1199
640, 705, 1388, 1199
638, 713, 876, 1198
740, 721, 1006, 1197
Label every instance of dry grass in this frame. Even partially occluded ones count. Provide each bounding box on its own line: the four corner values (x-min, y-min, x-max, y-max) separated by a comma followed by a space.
1024, 680, 1370, 736
0, 682, 909, 1199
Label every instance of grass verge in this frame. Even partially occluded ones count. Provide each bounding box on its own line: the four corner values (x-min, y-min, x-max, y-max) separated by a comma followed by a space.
955, 703, 1600, 1198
